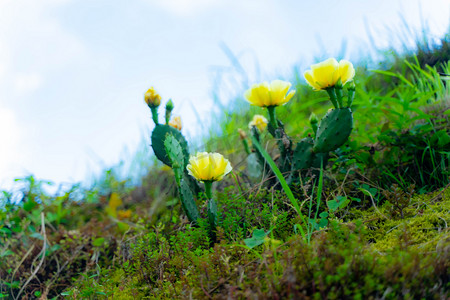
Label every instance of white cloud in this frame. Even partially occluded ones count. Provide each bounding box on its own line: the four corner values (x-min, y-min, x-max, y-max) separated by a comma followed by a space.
0, 108, 22, 176
14, 73, 44, 94
0, 0, 86, 98
144, 0, 224, 16
0, 0, 87, 187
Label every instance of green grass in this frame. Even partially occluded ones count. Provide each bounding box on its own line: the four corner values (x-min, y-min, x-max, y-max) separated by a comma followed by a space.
0, 29, 449, 299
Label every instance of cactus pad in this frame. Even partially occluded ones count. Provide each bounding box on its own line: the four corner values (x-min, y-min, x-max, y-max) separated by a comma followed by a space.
180, 178, 200, 223
313, 108, 353, 153
164, 134, 185, 170
292, 137, 314, 170
151, 124, 189, 167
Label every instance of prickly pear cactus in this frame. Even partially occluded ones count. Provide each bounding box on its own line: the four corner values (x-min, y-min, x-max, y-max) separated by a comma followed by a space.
151, 124, 189, 167
292, 137, 314, 170
313, 108, 353, 153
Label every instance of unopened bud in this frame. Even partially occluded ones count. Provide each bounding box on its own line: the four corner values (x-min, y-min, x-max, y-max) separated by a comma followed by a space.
238, 128, 247, 140
335, 78, 343, 89
248, 114, 268, 132
309, 112, 319, 136
347, 81, 356, 107
165, 99, 174, 112
347, 81, 356, 91
169, 116, 182, 130
144, 87, 161, 108
309, 112, 318, 125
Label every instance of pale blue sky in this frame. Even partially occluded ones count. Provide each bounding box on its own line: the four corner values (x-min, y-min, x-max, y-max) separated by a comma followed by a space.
0, 0, 449, 190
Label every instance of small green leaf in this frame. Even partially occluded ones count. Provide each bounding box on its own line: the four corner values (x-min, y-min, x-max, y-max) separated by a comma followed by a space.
92, 237, 105, 247
30, 232, 44, 240
0, 227, 11, 235
23, 199, 37, 212
244, 228, 270, 249
327, 196, 350, 212
117, 221, 130, 233
0, 250, 14, 258
319, 211, 329, 218
49, 244, 61, 252
61, 291, 73, 296
308, 218, 328, 230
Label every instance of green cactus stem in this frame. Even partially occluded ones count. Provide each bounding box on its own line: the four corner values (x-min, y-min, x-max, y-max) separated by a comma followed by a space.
242, 139, 251, 155
204, 180, 217, 241
335, 85, 344, 108
325, 87, 339, 109
267, 106, 278, 130
250, 126, 267, 173
165, 99, 174, 125
150, 106, 159, 125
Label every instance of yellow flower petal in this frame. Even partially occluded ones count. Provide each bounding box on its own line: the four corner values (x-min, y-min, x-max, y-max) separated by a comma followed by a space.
338, 60, 355, 85
304, 70, 321, 90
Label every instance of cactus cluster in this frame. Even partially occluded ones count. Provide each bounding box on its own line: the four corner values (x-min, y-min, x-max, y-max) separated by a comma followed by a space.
146, 97, 200, 224
263, 106, 352, 181
146, 95, 230, 237
242, 60, 356, 183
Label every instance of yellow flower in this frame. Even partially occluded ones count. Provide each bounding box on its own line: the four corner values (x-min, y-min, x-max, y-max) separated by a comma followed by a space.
187, 152, 232, 182
144, 87, 161, 107
244, 80, 295, 107
169, 116, 182, 130
248, 114, 268, 131
304, 58, 355, 90
117, 209, 132, 220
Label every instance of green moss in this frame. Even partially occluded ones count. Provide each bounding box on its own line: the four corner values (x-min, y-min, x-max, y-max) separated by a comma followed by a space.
63, 185, 449, 299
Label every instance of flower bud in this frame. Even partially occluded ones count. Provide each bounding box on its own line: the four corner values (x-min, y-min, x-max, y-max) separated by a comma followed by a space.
238, 128, 247, 140
169, 116, 182, 130
248, 115, 268, 132
347, 81, 356, 91
309, 112, 319, 135
309, 112, 318, 125
144, 87, 161, 108
165, 99, 174, 112
347, 81, 356, 107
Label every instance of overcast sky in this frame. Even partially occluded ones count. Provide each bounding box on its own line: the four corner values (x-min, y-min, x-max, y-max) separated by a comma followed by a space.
0, 0, 449, 191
